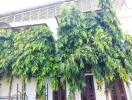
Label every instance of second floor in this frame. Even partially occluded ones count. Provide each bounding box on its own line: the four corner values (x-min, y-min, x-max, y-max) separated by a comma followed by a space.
0, 0, 126, 26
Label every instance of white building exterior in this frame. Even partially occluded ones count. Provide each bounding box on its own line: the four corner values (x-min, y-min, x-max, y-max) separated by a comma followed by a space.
0, 76, 132, 100
0, 0, 132, 100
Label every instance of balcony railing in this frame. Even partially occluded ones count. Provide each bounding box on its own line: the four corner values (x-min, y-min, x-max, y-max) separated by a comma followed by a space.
0, 0, 126, 24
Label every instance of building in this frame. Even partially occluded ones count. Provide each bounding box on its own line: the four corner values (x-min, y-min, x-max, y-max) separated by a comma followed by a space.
0, 0, 132, 100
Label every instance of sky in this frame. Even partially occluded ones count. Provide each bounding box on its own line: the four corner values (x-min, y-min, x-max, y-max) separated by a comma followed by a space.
0, 0, 63, 15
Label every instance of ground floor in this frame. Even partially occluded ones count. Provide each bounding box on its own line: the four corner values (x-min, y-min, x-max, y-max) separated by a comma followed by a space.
0, 75, 132, 100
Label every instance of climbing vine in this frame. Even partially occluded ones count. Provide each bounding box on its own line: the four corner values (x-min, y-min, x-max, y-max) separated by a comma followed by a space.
0, 25, 56, 97
0, 29, 13, 77
55, 0, 132, 93
0, 0, 132, 99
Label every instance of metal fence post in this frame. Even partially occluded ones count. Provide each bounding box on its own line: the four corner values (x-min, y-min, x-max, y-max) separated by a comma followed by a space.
17, 84, 18, 100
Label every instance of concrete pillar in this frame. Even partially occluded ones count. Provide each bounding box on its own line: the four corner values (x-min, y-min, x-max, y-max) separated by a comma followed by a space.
26, 78, 37, 100
47, 78, 53, 100
124, 81, 132, 100
93, 76, 107, 100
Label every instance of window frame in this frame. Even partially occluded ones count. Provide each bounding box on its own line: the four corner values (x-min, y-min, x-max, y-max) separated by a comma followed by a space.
110, 80, 127, 100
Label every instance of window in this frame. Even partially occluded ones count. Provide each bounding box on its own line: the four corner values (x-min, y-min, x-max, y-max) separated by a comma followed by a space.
53, 82, 66, 100
110, 80, 127, 100
81, 76, 96, 100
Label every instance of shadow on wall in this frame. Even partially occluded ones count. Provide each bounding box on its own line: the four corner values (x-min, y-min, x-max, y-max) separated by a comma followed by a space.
0, 22, 11, 29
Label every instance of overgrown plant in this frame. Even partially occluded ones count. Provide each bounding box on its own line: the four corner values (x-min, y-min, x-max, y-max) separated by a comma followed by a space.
55, 0, 132, 94
0, 0, 132, 99
0, 29, 14, 77
0, 25, 56, 97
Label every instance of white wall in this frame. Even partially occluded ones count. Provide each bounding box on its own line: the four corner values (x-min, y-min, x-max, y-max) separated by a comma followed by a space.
10, 18, 58, 40
74, 90, 81, 100
93, 76, 106, 100
66, 83, 82, 100
26, 78, 37, 100
117, 8, 132, 35
46, 78, 53, 100
0, 76, 10, 97
10, 77, 22, 97
0, 77, 37, 99
1, 76, 132, 100
124, 82, 132, 100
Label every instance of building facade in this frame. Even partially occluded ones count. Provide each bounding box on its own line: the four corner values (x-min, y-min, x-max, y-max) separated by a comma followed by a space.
0, 0, 132, 100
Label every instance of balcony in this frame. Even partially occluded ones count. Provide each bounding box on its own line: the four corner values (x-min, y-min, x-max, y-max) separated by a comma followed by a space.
0, 0, 126, 25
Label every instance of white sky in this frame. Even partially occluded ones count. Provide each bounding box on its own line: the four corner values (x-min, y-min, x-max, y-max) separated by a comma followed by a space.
0, 0, 63, 15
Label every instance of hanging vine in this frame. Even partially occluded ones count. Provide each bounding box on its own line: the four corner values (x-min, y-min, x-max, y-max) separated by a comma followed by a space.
0, 0, 132, 99
55, 0, 132, 93
0, 25, 56, 97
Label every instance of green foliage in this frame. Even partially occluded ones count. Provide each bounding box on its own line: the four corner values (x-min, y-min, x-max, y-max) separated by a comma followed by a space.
0, 0, 132, 99
0, 29, 11, 53
0, 29, 13, 76
55, 0, 132, 92
12, 25, 55, 78
0, 25, 56, 96
56, 4, 88, 91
